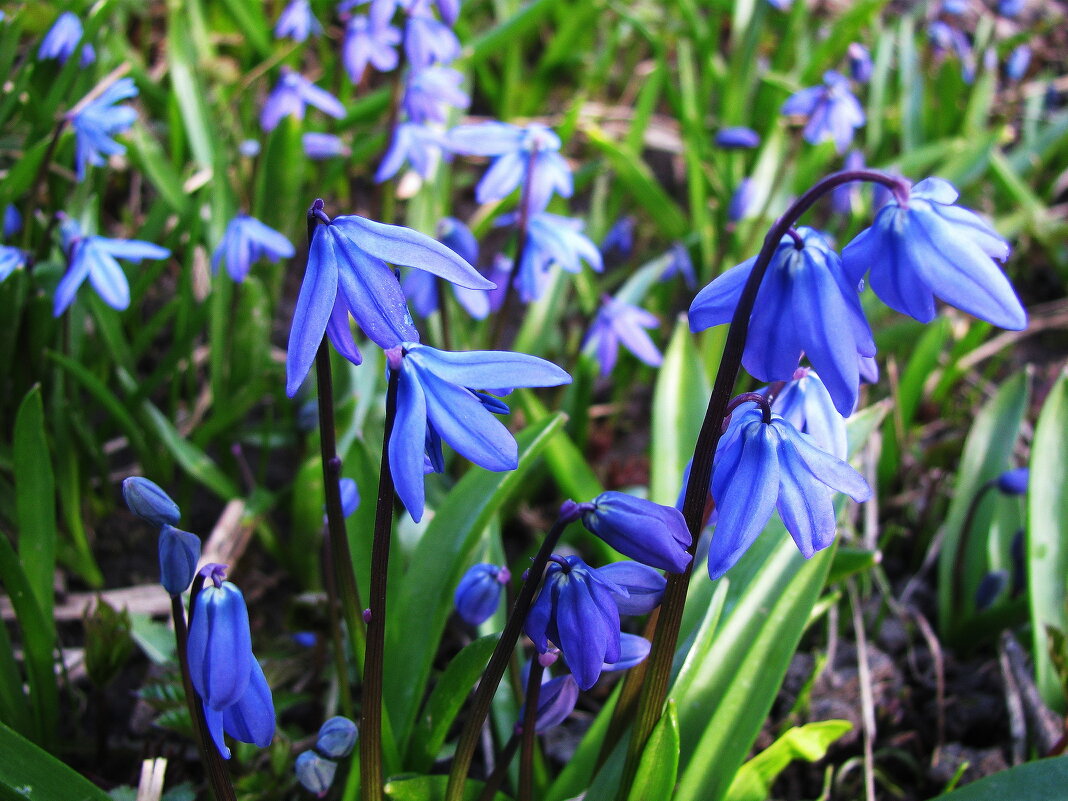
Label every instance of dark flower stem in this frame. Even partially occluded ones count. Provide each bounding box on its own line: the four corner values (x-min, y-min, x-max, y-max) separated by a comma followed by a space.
517, 659, 546, 801
476, 733, 520, 801
359, 367, 400, 801
615, 169, 910, 799
951, 478, 997, 621
173, 587, 236, 801
444, 513, 573, 801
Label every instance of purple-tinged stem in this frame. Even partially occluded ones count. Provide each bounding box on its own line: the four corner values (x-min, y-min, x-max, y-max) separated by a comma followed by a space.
615, 169, 909, 799
517, 659, 546, 801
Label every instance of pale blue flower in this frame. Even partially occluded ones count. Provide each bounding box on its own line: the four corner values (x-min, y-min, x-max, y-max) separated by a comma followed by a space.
714, 127, 760, 149
69, 78, 138, 181
1005, 46, 1030, 81
295, 752, 336, 796
404, 6, 460, 69
342, 14, 400, 82
728, 177, 757, 221
212, 215, 294, 282
515, 213, 602, 303
584, 295, 662, 377
600, 216, 635, 258
848, 43, 873, 83
275, 0, 322, 41
766, 368, 848, 459
376, 122, 446, 182
316, 716, 358, 758
38, 12, 94, 66
260, 69, 346, 132
662, 242, 695, 288
781, 71, 865, 153
0, 246, 26, 283
303, 133, 350, 160
402, 67, 469, 124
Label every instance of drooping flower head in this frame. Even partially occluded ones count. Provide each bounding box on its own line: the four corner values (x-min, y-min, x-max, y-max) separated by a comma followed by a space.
376, 122, 446, 183
996, 467, 1029, 496
402, 67, 469, 124
662, 242, 695, 288
707, 401, 871, 580
584, 296, 663, 378
848, 43, 873, 83
285, 201, 494, 397
68, 77, 138, 181
689, 226, 875, 416
212, 214, 295, 282
447, 122, 573, 214
38, 12, 94, 66
517, 674, 580, 734
123, 476, 181, 527
841, 177, 1026, 331
274, 0, 322, 41
404, 1, 461, 70
513, 212, 602, 303
54, 216, 170, 316
260, 69, 346, 132
296, 751, 337, 797
453, 563, 511, 626
0, 246, 26, 283
600, 216, 635, 258
781, 71, 865, 153
342, 14, 401, 82
158, 525, 201, 596
766, 368, 848, 459
3, 204, 21, 239
580, 492, 691, 572
385, 342, 570, 521
316, 716, 358, 758
714, 127, 761, 149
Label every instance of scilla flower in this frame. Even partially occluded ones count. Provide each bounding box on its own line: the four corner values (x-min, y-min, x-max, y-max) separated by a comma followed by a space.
69, 77, 138, 181
342, 14, 401, 82
404, 1, 461, 69
274, 0, 322, 41
212, 214, 295, 282
580, 492, 690, 572
286, 201, 494, 396
517, 674, 580, 733
453, 563, 511, 626
158, 526, 201, 596
0, 246, 26, 283
707, 402, 871, 580
766, 368, 848, 459
842, 177, 1026, 331
385, 343, 570, 521
304, 133, 350, 160
260, 69, 345, 132
596, 561, 667, 615
316, 716, 358, 758
714, 127, 761, 149
781, 71, 865, 153
525, 555, 626, 690
123, 476, 181, 527
376, 122, 446, 183
690, 226, 875, 416
38, 12, 94, 66
583, 295, 663, 378
996, 467, 1029, 496
514, 213, 602, 303
54, 217, 170, 316
402, 67, 469, 124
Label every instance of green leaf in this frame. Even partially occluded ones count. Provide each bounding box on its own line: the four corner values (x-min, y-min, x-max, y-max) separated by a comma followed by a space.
408, 635, 498, 771
514, 390, 605, 503
384, 774, 508, 801
0, 721, 112, 801
14, 386, 55, 622
626, 699, 680, 801
467, 0, 566, 65
138, 397, 239, 501
0, 606, 32, 738
650, 317, 710, 506
383, 414, 566, 750
1028, 369, 1068, 712
129, 614, 177, 666
725, 720, 852, 801
167, 6, 215, 168
929, 756, 1068, 800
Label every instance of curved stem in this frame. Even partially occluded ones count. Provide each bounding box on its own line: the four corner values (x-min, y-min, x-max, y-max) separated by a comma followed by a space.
615, 168, 908, 798
517, 660, 545, 801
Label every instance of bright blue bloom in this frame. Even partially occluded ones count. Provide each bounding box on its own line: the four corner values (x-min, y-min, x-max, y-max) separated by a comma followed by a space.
454, 563, 510, 626
188, 571, 275, 758
516, 673, 579, 734
275, 0, 322, 41
54, 217, 170, 316
584, 295, 663, 378
402, 67, 469, 124
600, 216, 635, 258
303, 132, 350, 160
342, 14, 400, 82
212, 215, 295, 282
433, 0, 461, 25
238, 139, 261, 157
339, 478, 360, 517
402, 217, 489, 319
260, 69, 346, 132
387, 342, 571, 521
928, 21, 976, 83
525, 554, 626, 690
123, 476, 181, 527
662, 242, 695, 288
295, 751, 337, 796
1005, 46, 1031, 81
316, 716, 358, 758
376, 122, 446, 182
38, 12, 94, 66
781, 71, 865, 153
0, 246, 26, 283
447, 122, 572, 214
437, 216, 478, 265
69, 77, 138, 181
842, 177, 1026, 331
767, 368, 848, 459
581, 492, 690, 572
286, 203, 494, 397
603, 633, 651, 671
728, 177, 756, 221
4, 205, 22, 238
831, 150, 866, 215
158, 525, 201, 596
690, 226, 875, 416
404, 6, 461, 70
596, 561, 666, 615
515, 213, 602, 303
848, 43, 873, 83
998, 0, 1023, 17
996, 467, 1029, 496
714, 127, 761, 149
707, 404, 871, 580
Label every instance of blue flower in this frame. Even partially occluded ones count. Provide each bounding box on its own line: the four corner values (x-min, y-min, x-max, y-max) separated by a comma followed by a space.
274, 0, 322, 41
996, 467, 1028, 496
122, 476, 181, 527
316, 716, 358, 758
998, 0, 1023, 17
339, 478, 361, 517
767, 368, 848, 459
525, 555, 625, 690
238, 139, 262, 157
402, 218, 489, 319
0, 246, 26, 283
303, 132, 350, 160
595, 561, 667, 615
848, 43, 873, 83
38, 12, 94, 66
433, 0, 461, 25
603, 633, 652, 671
4, 204, 22, 238
581, 492, 690, 572
831, 150, 866, 215
600, 216, 635, 258
260, 69, 346, 132
188, 569, 275, 758
295, 751, 337, 796
661, 242, 695, 288
402, 67, 469, 124
515, 213, 602, 303
928, 21, 976, 83
1005, 46, 1031, 81
781, 71, 865, 153
342, 14, 400, 82
54, 217, 170, 316
68, 78, 138, 181
376, 122, 446, 182
212, 214, 295, 282
583, 296, 663, 378
387, 343, 571, 521
515, 671, 580, 734
842, 177, 1026, 331
447, 122, 572, 214
158, 525, 201, 596
286, 203, 494, 397
728, 177, 757, 221
453, 563, 510, 626
714, 127, 761, 149
404, 8, 460, 70
690, 226, 876, 416
707, 404, 871, 580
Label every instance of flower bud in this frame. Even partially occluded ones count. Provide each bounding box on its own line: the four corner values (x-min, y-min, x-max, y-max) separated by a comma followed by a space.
316, 716, 358, 758
122, 477, 180, 528
453, 564, 509, 626
339, 477, 360, 517
158, 525, 201, 596
582, 492, 692, 573
295, 751, 337, 797
714, 127, 760, 150
996, 467, 1029, 496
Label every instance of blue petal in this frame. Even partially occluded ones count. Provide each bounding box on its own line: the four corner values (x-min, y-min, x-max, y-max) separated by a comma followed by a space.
187, 582, 253, 711
325, 294, 362, 365
780, 422, 871, 502
447, 122, 523, 156
223, 659, 276, 747
776, 434, 837, 558
53, 247, 93, 316
286, 226, 339, 397
405, 344, 571, 390
86, 249, 131, 310
596, 561, 666, 615
334, 231, 417, 349
390, 362, 429, 521
530, 675, 579, 732
203, 704, 231, 759
557, 578, 610, 690
97, 238, 170, 261
603, 633, 652, 671
689, 256, 754, 331
476, 151, 525, 204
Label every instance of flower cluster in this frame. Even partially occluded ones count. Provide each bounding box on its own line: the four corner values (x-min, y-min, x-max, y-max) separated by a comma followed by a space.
295, 716, 359, 797
122, 476, 199, 597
